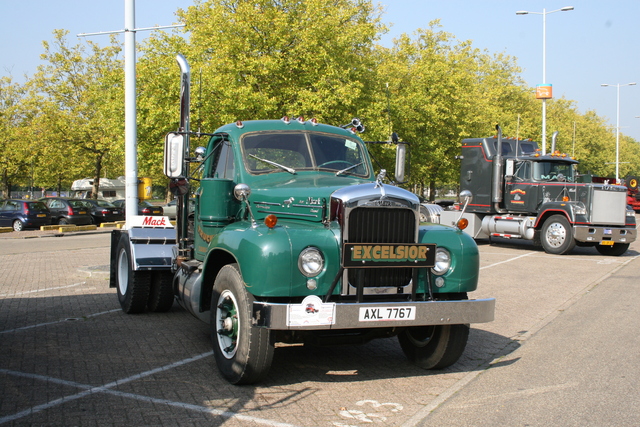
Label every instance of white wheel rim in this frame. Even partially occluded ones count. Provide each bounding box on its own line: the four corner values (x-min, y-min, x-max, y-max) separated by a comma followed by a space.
546, 222, 567, 248
117, 249, 129, 295
216, 289, 239, 359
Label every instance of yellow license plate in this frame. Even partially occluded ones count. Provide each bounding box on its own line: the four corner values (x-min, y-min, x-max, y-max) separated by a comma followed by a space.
37, 214, 46, 217
600, 241, 614, 246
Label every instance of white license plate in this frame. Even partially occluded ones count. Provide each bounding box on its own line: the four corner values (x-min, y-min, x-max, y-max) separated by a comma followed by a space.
113, 211, 120, 214
359, 306, 416, 322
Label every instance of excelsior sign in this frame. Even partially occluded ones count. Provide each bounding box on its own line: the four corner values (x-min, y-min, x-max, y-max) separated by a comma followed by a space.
343, 243, 436, 268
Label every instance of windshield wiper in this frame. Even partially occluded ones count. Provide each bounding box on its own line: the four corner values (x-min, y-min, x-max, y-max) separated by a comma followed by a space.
336, 162, 364, 176
249, 154, 296, 174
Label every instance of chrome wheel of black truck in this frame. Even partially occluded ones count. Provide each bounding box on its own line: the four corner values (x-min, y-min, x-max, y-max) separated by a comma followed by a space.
541, 214, 576, 255
211, 264, 274, 385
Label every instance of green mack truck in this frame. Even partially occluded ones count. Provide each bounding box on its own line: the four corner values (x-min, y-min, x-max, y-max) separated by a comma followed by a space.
109, 55, 495, 385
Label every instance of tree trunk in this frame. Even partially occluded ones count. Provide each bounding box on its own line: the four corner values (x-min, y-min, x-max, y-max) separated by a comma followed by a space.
429, 180, 436, 202
91, 153, 103, 200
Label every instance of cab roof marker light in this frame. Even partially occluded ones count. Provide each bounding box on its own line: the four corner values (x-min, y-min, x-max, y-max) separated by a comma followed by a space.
235, 120, 244, 129
281, 116, 290, 124
309, 118, 318, 126
296, 116, 305, 124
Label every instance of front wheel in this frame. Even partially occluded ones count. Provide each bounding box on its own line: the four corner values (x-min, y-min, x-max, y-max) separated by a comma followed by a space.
596, 243, 630, 256
211, 264, 274, 385
541, 214, 575, 255
398, 324, 470, 369
115, 236, 151, 313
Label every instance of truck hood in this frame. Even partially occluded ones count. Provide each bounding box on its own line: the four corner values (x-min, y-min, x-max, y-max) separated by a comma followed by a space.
246, 172, 415, 222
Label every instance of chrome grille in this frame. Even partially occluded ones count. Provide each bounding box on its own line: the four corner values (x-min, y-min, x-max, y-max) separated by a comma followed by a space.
347, 207, 416, 288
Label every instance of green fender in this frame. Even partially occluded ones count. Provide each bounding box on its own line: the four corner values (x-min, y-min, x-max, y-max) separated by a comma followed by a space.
206, 220, 341, 297
418, 224, 479, 293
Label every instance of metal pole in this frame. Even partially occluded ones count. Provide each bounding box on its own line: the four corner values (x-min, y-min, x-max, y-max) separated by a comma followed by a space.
616, 84, 620, 182
541, 9, 547, 155
124, 0, 138, 227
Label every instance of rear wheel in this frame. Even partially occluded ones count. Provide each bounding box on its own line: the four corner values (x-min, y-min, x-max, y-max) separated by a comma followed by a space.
12, 220, 24, 232
58, 218, 69, 225
115, 236, 151, 313
147, 271, 175, 312
211, 264, 274, 384
399, 324, 470, 369
541, 214, 575, 255
596, 243, 630, 256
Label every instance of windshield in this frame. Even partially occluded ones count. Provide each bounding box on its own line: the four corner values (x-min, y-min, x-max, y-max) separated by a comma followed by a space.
242, 132, 368, 176
532, 161, 576, 182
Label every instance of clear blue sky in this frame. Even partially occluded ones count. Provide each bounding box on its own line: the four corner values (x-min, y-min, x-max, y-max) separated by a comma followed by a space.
2, 0, 638, 142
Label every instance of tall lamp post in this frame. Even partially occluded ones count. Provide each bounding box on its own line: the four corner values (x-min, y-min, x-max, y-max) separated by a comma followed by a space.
601, 82, 636, 183
516, 6, 574, 155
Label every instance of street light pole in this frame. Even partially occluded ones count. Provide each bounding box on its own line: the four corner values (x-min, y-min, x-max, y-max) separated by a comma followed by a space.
516, 6, 574, 155
601, 82, 636, 183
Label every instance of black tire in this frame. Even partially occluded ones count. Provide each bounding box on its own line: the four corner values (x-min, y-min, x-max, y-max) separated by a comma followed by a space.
12, 220, 24, 232
115, 236, 151, 314
541, 214, 575, 255
595, 243, 630, 256
58, 218, 69, 225
147, 271, 175, 312
211, 264, 274, 385
398, 324, 470, 369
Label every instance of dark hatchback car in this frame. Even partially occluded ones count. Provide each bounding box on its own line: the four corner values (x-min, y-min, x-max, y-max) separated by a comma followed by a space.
112, 199, 164, 216
39, 197, 93, 225
0, 199, 51, 231
80, 199, 125, 224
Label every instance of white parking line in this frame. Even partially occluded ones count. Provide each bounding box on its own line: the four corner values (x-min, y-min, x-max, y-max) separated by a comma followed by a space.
480, 252, 536, 270
0, 309, 120, 335
0, 351, 300, 427
0, 282, 85, 298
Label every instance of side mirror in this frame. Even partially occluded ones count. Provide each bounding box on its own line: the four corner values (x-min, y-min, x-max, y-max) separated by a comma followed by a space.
164, 132, 185, 178
505, 159, 515, 179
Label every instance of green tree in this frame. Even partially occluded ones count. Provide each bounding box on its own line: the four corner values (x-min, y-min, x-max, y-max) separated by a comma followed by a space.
366, 23, 529, 199
27, 30, 124, 198
0, 76, 30, 197
135, 0, 386, 192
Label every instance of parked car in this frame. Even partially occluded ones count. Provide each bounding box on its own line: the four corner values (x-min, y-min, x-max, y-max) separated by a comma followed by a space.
39, 197, 92, 225
80, 199, 125, 224
0, 199, 51, 231
161, 199, 195, 220
112, 199, 164, 216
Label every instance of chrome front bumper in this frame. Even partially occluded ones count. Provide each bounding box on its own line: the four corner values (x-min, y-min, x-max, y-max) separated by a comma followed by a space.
252, 297, 495, 330
573, 225, 636, 244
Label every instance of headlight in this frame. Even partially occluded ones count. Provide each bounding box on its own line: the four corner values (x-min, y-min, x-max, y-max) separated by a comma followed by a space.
572, 203, 587, 216
626, 206, 635, 217
298, 247, 324, 277
431, 248, 451, 276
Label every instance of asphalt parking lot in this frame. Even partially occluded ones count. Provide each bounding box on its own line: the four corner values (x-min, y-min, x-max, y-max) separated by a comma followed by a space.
1, 227, 639, 426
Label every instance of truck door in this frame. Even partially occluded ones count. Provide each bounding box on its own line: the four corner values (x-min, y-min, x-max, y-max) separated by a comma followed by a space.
504, 160, 538, 212
194, 137, 238, 260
